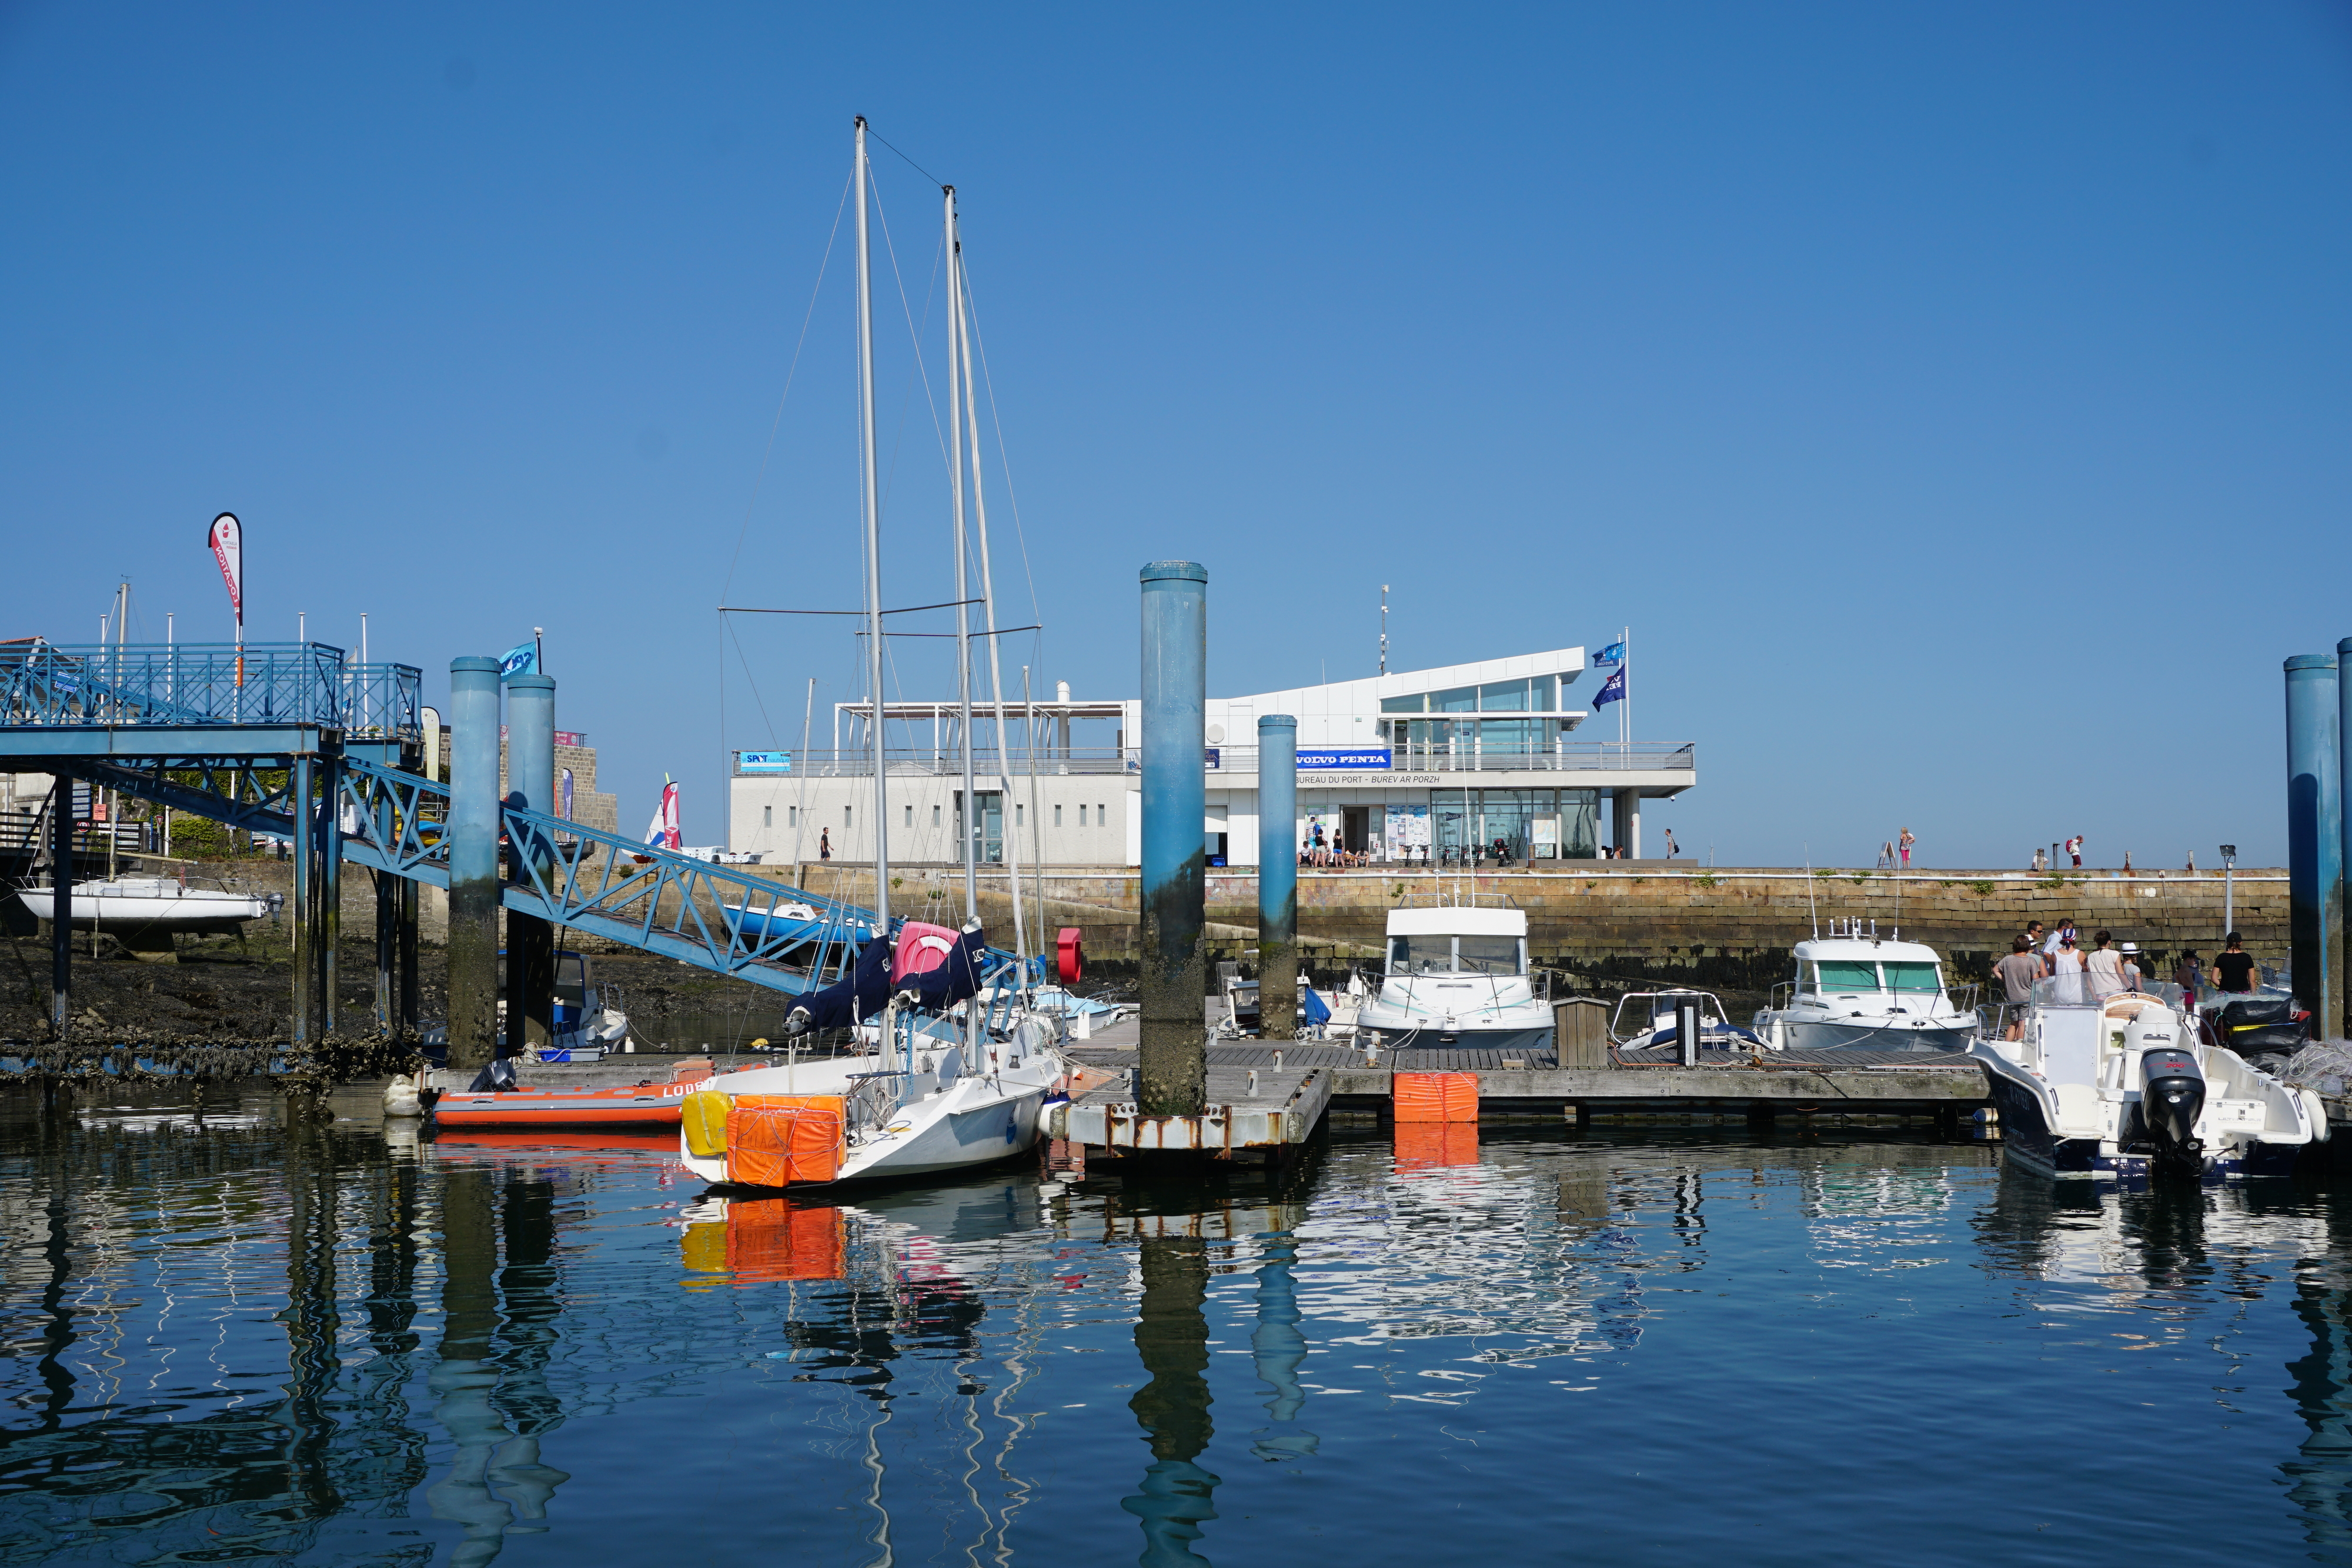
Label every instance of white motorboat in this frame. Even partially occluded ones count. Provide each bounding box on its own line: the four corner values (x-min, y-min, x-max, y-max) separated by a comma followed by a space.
1355, 902, 1555, 1052
677, 1010, 1065, 1187
15, 874, 268, 931
1749, 931, 1977, 1052
1969, 978, 2327, 1180
1611, 989, 1765, 1054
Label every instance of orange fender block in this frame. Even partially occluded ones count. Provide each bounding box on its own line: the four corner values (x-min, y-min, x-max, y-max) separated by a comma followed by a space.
723, 1095, 846, 1186
1393, 1071, 1479, 1124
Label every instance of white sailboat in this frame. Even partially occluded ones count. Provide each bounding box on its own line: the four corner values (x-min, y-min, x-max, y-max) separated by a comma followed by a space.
679, 121, 1065, 1189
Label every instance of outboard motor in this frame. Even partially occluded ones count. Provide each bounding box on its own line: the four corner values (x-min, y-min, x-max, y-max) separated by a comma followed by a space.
2139, 1047, 2206, 1172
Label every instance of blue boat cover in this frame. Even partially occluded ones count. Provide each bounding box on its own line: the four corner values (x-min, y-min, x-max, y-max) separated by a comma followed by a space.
794, 922, 990, 1030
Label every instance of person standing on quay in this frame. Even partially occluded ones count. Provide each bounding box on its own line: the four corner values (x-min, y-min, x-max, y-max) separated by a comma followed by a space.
818, 827, 831, 862
1663, 828, 1680, 859
1899, 827, 1915, 869
2066, 834, 2084, 868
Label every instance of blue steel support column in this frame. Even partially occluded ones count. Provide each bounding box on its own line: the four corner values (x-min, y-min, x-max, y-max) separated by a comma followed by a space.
290, 754, 315, 1046
319, 757, 340, 1034
2340, 636, 2352, 1039
1257, 714, 1298, 1041
2285, 655, 2341, 1038
49, 772, 71, 1035
446, 657, 503, 1071
505, 673, 557, 1054
1139, 561, 1208, 1118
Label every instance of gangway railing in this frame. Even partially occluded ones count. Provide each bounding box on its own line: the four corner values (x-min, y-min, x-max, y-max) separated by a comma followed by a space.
0, 641, 420, 738
333, 756, 1027, 1002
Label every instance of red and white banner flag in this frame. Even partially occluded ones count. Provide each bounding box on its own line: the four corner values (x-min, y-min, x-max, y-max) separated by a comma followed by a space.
206, 513, 243, 631
644, 778, 680, 850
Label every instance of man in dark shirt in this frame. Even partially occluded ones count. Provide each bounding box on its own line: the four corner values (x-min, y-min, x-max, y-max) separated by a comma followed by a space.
2214, 933, 2257, 994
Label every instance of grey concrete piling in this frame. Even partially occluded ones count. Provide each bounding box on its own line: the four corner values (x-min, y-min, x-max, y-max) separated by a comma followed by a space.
445, 657, 503, 1071
505, 672, 557, 1054
1257, 714, 1298, 1041
1138, 561, 1208, 1118
2286, 654, 2343, 1039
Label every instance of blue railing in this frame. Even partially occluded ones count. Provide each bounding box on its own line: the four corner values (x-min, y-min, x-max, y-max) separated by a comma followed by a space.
333, 755, 1024, 1002
0, 641, 420, 739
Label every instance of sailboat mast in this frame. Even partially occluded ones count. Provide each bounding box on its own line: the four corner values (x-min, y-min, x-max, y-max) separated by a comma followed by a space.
957, 259, 1029, 979
946, 186, 978, 926
854, 116, 890, 934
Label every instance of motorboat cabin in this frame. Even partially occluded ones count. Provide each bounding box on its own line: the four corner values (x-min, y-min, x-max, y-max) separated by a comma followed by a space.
1750, 934, 1976, 1052
1355, 904, 1555, 1052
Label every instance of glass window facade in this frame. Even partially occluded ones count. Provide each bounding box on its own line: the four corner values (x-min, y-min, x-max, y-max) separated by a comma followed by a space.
1429, 788, 1599, 861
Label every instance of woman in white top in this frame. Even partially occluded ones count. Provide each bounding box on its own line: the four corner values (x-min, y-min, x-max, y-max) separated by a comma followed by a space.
2048, 934, 2090, 1004
2084, 930, 2126, 999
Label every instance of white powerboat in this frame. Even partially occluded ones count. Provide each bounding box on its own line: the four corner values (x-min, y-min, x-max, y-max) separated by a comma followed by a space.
1969, 979, 2327, 1180
1749, 932, 1977, 1052
1355, 902, 1555, 1052
15, 874, 268, 931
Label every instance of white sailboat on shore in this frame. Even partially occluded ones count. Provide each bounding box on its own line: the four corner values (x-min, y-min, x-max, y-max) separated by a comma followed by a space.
679, 120, 1065, 1190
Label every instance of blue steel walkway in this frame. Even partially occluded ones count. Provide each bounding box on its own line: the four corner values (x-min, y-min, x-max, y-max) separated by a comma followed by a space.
1, 640, 1017, 1043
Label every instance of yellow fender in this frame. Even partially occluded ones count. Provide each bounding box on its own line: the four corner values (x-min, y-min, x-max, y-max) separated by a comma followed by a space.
682, 1090, 733, 1158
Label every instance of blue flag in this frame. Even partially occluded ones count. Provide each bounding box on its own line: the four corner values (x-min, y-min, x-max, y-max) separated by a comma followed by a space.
1592, 641, 1625, 666
1594, 667, 1626, 706
499, 641, 538, 680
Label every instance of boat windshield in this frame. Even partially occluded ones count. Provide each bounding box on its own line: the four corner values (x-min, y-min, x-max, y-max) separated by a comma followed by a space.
1884, 962, 1940, 993
1456, 937, 1523, 976
1388, 935, 1525, 975
1810, 959, 1882, 993
1389, 936, 1452, 975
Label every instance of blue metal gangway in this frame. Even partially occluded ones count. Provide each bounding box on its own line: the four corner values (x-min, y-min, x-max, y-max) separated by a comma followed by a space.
1, 638, 1031, 1042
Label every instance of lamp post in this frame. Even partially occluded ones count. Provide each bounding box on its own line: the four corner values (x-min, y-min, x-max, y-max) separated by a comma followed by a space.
2221, 844, 2236, 937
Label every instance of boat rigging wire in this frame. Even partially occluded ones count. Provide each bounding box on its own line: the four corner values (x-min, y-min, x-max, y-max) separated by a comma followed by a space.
720, 170, 852, 605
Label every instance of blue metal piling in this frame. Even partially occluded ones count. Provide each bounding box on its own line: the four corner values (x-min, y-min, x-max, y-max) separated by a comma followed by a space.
505, 672, 557, 1054
1257, 714, 1298, 1041
291, 754, 316, 1044
1139, 561, 1208, 1117
318, 754, 340, 1034
446, 657, 503, 1070
2285, 654, 2342, 1039
49, 772, 71, 1035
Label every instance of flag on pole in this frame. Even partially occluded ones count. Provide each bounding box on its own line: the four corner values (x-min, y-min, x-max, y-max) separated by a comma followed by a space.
644, 777, 680, 850
1594, 667, 1626, 707
1592, 641, 1624, 666
207, 512, 244, 684
499, 641, 539, 680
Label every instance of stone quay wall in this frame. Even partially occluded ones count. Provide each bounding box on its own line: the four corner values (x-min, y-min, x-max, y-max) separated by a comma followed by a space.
781, 862, 2288, 995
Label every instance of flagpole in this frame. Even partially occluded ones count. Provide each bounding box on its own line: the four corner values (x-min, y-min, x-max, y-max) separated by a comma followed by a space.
1621, 624, 1630, 756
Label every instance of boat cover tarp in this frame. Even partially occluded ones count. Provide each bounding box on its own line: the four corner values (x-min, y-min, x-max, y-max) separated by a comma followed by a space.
796, 922, 989, 1029
796, 937, 895, 1031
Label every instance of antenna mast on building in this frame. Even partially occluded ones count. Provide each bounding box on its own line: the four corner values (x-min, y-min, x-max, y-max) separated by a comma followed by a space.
1379, 585, 1388, 675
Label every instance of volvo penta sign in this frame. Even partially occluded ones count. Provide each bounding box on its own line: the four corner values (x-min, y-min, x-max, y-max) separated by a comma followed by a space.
1298, 747, 1390, 771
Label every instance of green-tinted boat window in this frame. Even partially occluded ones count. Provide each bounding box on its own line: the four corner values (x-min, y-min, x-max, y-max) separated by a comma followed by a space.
1813, 960, 1880, 992
1883, 962, 1940, 993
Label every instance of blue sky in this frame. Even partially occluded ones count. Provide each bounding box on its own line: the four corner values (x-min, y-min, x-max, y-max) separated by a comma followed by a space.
5, 3, 2348, 867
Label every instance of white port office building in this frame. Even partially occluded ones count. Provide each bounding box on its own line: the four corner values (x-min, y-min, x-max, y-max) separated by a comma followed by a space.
727, 646, 1695, 868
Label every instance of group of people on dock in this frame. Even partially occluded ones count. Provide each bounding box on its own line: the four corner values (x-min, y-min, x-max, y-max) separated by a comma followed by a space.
1992, 917, 2260, 1039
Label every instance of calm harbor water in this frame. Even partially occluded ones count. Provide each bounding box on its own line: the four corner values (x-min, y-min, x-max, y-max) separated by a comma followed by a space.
4, 1088, 2351, 1566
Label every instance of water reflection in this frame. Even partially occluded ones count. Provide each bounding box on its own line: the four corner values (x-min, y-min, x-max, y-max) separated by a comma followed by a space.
15, 1091, 2352, 1567
425, 1168, 572, 1566
1122, 1234, 1219, 1567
